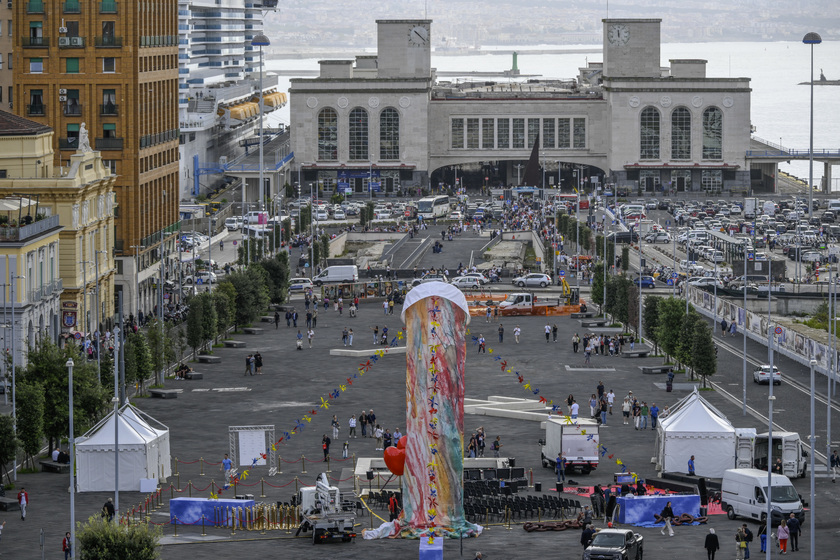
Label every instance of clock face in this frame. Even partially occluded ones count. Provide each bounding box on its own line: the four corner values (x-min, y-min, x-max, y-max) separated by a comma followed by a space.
608, 24, 630, 46
408, 25, 429, 47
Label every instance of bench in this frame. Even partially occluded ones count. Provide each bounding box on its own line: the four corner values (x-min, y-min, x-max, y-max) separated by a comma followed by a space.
223, 340, 246, 348
185, 371, 204, 380
39, 460, 71, 474
622, 348, 651, 358
0, 497, 19, 512
197, 355, 221, 364
639, 365, 672, 375
570, 312, 594, 319
149, 389, 180, 399
260, 316, 276, 323
580, 320, 607, 328
243, 327, 264, 335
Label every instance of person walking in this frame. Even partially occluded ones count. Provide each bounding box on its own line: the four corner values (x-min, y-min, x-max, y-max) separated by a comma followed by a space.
221, 453, 233, 480
374, 425, 384, 450
249, 354, 256, 376
650, 403, 660, 428
720, 318, 728, 336
688, 455, 696, 476
729, 321, 737, 337
102, 497, 115, 521
62, 530, 71, 560
599, 397, 608, 426
312, 308, 318, 328
492, 436, 502, 457
552, 323, 558, 342
621, 397, 631, 425
659, 501, 675, 537
367, 410, 376, 436
254, 352, 262, 374
348, 328, 354, 346
544, 323, 551, 342
555, 453, 566, 483
831, 450, 839, 482
640, 402, 649, 430
244, 354, 252, 376
786, 513, 800, 551
274, 311, 280, 329
17, 487, 28, 520
478, 334, 486, 353
342, 327, 349, 346
704, 528, 720, 560
736, 526, 748, 559
372, 325, 379, 345
322, 434, 331, 459
307, 328, 315, 348
514, 325, 521, 343
572, 333, 580, 353
498, 324, 504, 343
607, 389, 615, 414
570, 400, 579, 420
359, 410, 368, 438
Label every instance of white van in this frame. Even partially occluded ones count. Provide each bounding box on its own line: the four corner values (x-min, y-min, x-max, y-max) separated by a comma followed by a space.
828, 200, 840, 213
245, 210, 268, 224
720, 468, 804, 527
312, 265, 359, 286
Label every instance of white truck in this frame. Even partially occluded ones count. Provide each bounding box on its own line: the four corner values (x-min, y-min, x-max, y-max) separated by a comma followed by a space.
744, 198, 760, 220
539, 417, 600, 474
498, 293, 561, 314
295, 473, 357, 544
747, 432, 809, 478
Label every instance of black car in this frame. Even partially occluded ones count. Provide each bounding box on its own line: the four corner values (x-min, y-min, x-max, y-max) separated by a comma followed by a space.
607, 231, 639, 244
583, 529, 644, 560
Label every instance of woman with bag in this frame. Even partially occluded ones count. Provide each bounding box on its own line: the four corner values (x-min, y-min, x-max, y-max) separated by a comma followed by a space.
735, 526, 747, 559
777, 519, 790, 554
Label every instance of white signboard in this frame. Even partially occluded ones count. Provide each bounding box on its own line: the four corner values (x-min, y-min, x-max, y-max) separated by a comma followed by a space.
238, 430, 266, 466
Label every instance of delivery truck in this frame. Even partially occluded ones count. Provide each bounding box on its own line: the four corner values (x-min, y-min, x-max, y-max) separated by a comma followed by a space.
538, 417, 599, 474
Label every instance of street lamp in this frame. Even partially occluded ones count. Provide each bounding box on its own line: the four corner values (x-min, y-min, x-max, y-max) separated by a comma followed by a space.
10, 272, 23, 481
809, 358, 816, 560
803, 32, 821, 230
129, 245, 144, 322
67, 357, 76, 559
251, 32, 270, 265
112, 325, 121, 521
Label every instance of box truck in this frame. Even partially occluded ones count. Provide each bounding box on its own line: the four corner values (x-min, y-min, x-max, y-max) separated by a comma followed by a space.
539, 417, 599, 474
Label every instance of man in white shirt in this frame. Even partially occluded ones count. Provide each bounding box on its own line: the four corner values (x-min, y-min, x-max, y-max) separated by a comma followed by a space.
570, 401, 579, 420
544, 324, 551, 343
51, 448, 60, 462
607, 390, 616, 415
514, 326, 521, 343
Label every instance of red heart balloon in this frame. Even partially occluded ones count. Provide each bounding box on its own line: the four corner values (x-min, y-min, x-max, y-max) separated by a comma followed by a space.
397, 436, 408, 450
383, 446, 406, 476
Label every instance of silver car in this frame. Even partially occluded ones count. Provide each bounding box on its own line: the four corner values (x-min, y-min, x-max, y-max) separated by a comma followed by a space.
512, 273, 551, 288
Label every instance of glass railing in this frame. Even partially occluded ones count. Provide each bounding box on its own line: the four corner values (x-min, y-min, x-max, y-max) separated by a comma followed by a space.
95, 36, 122, 47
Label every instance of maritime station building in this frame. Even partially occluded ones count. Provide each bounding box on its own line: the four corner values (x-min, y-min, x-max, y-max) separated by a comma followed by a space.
290, 18, 786, 196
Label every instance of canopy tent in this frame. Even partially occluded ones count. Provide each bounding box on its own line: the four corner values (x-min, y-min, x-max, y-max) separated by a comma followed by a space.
75, 405, 170, 492
654, 389, 737, 478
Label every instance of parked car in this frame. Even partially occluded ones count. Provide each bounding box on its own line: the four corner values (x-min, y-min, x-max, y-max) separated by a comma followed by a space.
225, 217, 243, 231
462, 272, 489, 284
412, 273, 448, 287
753, 364, 781, 385
289, 277, 314, 291
511, 273, 552, 288
333, 210, 347, 220
183, 271, 217, 284
645, 232, 671, 244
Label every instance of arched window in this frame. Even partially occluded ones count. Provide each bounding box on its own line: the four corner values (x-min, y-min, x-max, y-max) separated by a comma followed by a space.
702, 107, 723, 160
317, 108, 338, 160
671, 107, 691, 160
348, 107, 368, 161
380, 107, 400, 160
640, 107, 660, 160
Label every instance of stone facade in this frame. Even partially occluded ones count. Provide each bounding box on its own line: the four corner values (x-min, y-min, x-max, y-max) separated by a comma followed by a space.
290, 18, 754, 194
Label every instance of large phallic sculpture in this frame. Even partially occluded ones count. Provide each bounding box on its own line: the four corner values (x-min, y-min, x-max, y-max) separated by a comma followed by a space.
399, 282, 481, 538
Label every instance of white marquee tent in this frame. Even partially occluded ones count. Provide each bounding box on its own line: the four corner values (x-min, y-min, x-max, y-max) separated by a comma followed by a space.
75, 404, 171, 492
654, 389, 737, 478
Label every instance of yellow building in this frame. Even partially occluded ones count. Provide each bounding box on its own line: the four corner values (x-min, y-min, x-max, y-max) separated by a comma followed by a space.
0, 110, 116, 349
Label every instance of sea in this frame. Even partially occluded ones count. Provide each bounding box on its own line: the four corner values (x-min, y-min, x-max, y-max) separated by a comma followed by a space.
267, 41, 840, 187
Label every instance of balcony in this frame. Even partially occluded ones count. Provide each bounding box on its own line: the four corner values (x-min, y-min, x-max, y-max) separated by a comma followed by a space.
26, 104, 46, 116
100, 103, 118, 116
26, 0, 44, 13
63, 0, 81, 12
64, 103, 83, 117
95, 36, 122, 47
99, 0, 117, 13
22, 36, 49, 47
59, 137, 81, 150
0, 215, 61, 242
95, 137, 124, 150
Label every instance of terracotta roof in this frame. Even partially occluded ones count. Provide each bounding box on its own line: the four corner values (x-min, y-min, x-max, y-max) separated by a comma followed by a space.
0, 110, 52, 137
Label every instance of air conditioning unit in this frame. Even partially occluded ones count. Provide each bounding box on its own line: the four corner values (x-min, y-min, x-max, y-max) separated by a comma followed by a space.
6, 3, 11, 8
58, 26, 67, 33
58, 37, 70, 46
70, 37, 83, 46
58, 88, 67, 94
58, 96, 67, 101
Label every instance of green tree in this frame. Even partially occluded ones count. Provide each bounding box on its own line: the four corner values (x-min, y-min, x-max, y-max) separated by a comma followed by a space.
0, 414, 16, 486
259, 255, 290, 304
628, 284, 640, 338
21, 341, 108, 451
676, 309, 702, 373
284, 182, 294, 198
692, 320, 717, 387
621, 245, 630, 272
609, 275, 632, 327
77, 514, 161, 560
330, 192, 345, 204
124, 332, 153, 393
199, 292, 218, 346
656, 297, 686, 362
581, 225, 592, 253
224, 269, 269, 328
185, 296, 206, 356
145, 319, 168, 386
643, 295, 662, 354
591, 262, 605, 308
213, 283, 236, 336
15, 381, 44, 470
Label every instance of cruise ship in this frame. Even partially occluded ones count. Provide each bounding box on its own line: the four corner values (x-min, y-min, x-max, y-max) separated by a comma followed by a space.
177, 0, 286, 201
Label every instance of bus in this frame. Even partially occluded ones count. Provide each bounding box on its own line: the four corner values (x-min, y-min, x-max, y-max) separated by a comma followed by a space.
417, 196, 450, 219
554, 194, 589, 211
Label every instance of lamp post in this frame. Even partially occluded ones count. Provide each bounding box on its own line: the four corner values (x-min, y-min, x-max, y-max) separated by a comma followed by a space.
638, 232, 643, 344
809, 358, 816, 560
67, 358, 76, 559
10, 272, 22, 481
765, 265, 775, 560
252, 32, 270, 262
743, 248, 748, 416
129, 245, 144, 322
514, 164, 524, 185
95, 250, 108, 383
113, 325, 121, 520
803, 32, 821, 225
310, 183, 315, 279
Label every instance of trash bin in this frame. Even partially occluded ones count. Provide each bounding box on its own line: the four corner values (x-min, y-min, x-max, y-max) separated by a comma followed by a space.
535, 482, 542, 492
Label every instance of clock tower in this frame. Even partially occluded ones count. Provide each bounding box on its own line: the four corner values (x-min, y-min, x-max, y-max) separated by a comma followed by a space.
376, 19, 432, 79
602, 19, 661, 79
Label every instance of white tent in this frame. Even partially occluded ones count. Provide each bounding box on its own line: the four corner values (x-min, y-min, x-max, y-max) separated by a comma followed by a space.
75, 405, 170, 492
654, 389, 737, 478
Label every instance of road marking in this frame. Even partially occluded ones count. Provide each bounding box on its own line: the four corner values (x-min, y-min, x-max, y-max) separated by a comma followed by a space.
565, 365, 616, 372
192, 389, 210, 392
212, 387, 251, 392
